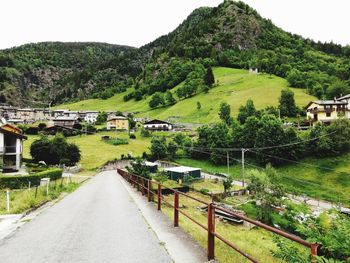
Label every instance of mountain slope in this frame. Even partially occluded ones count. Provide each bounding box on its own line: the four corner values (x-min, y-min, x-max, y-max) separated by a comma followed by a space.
1, 0, 349, 106
0, 42, 141, 105
57, 67, 315, 123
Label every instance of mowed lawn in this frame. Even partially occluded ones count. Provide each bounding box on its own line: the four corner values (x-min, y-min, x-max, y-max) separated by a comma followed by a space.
57, 67, 315, 124
23, 132, 151, 170
176, 155, 350, 206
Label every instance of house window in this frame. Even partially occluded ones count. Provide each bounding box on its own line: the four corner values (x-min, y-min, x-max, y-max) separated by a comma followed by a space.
326, 112, 331, 117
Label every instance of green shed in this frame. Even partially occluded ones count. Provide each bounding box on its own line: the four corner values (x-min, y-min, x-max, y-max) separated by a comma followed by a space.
143, 161, 158, 173
165, 166, 201, 181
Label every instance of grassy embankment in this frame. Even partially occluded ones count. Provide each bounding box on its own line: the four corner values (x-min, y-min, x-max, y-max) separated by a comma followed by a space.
176, 156, 350, 206
56, 67, 315, 124
0, 177, 86, 214
156, 190, 307, 263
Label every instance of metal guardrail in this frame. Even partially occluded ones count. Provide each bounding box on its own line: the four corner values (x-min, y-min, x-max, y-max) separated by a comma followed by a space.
117, 169, 318, 262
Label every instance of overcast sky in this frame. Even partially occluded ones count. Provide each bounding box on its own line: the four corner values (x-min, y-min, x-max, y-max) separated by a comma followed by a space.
1, 0, 349, 50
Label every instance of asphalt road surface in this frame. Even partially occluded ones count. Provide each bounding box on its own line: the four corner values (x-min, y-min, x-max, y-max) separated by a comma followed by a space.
0, 171, 172, 263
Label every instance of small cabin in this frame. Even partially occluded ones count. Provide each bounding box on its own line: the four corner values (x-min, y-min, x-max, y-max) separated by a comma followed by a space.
164, 166, 201, 181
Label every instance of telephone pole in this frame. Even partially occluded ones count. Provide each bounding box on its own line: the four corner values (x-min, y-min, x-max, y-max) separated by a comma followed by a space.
226, 151, 230, 175
241, 148, 247, 188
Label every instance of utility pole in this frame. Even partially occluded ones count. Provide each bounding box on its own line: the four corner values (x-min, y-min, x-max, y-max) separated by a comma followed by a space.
241, 148, 246, 188
226, 151, 230, 175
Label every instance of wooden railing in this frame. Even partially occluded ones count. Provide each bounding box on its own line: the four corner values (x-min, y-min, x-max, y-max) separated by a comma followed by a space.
117, 169, 318, 262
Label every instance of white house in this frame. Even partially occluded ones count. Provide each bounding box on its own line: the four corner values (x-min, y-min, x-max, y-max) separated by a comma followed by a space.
306, 99, 349, 125
143, 119, 173, 131
0, 124, 27, 172
84, 111, 99, 124
337, 94, 350, 119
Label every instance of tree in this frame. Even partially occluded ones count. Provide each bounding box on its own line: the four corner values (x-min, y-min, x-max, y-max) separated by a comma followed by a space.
165, 90, 176, 105
326, 80, 350, 99
134, 89, 143, 101
196, 101, 201, 110
247, 165, 285, 224
222, 175, 234, 196
237, 99, 257, 124
95, 111, 108, 125
219, 102, 232, 125
126, 158, 150, 179
30, 134, 81, 165
149, 92, 165, 108
279, 89, 297, 117
167, 141, 177, 159
150, 136, 168, 159
204, 66, 215, 87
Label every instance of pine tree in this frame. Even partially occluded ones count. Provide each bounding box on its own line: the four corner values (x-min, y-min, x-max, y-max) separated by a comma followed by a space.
204, 67, 215, 88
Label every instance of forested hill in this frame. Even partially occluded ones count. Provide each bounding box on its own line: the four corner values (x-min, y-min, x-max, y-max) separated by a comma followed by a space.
132, 0, 350, 102
0, 42, 141, 106
1, 0, 350, 107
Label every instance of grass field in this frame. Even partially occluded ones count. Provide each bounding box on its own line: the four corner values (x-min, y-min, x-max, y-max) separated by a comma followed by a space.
176, 156, 350, 206
23, 132, 152, 170
56, 67, 315, 124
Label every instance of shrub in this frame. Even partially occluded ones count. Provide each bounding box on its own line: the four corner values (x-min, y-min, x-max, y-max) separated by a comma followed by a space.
30, 134, 81, 166
26, 127, 39, 135
0, 168, 63, 189
105, 138, 129, 145
200, 188, 210, 195
129, 134, 136, 139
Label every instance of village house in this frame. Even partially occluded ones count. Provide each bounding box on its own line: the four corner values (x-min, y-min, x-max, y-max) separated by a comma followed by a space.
52, 117, 79, 128
306, 99, 349, 125
0, 123, 27, 172
143, 119, 173, 131
106, 116, 129, 130
337, 94, 350, 118
84, 111, 99, 124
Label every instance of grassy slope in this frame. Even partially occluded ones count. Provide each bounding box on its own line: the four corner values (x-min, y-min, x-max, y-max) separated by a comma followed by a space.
176, 155, 350, 206
57, 67, 315, 123
23, 132, 151, 170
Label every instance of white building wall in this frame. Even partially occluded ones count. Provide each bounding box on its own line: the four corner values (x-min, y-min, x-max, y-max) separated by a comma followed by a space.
0, 133, 3, 154
16, 138, 21, 170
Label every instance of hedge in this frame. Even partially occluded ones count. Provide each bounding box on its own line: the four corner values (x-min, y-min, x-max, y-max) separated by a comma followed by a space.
0, 168, 63, 189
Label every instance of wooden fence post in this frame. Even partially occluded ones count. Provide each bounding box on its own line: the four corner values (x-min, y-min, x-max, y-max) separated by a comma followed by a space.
157, 184, 162, 211
207, 203, 215, 260
147, 180, 151, 202
174, 192, 179, 227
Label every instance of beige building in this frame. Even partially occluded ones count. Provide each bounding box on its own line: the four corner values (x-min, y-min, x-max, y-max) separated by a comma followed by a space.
306, 100, 349, 125
107, 116, 129, 130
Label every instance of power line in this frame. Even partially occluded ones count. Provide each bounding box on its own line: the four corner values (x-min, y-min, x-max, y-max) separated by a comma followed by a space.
181, 130, 337, 152
248, 149, 349, 175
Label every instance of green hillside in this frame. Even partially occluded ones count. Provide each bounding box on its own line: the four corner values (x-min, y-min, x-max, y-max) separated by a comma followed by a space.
57, 67, 315, 123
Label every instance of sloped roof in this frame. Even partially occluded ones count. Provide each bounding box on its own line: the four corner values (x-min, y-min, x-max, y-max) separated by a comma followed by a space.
337, 94, 350, 101
0, 124, 27, 139
165, 166, 201, 173
144, 119, 172, 125
305, 100, 347, 108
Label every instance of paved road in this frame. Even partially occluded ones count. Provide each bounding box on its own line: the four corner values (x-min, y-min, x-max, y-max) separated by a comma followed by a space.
0, 171, 172, 263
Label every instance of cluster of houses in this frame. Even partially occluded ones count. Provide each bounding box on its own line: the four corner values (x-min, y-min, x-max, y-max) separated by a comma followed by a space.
306, 94, 350, 126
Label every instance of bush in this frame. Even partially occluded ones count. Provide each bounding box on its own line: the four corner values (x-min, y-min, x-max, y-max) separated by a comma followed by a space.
30, 134, 81, 166
129, 134, 136, 139
105, 138, 129, 145
0, 168, 63, 189
200, 188, 210, 195
26, 127, 39, 135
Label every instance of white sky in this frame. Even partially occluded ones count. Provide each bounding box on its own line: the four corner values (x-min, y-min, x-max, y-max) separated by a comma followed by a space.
0, 0, 349, 50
